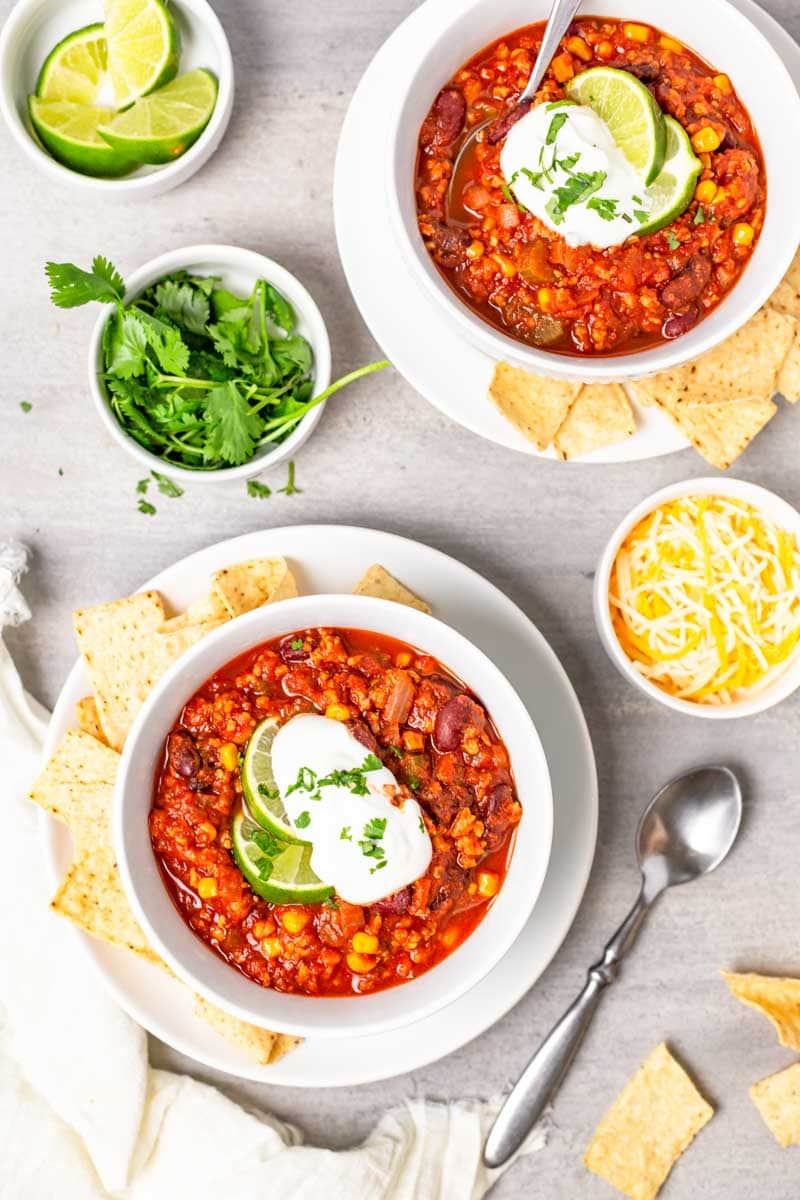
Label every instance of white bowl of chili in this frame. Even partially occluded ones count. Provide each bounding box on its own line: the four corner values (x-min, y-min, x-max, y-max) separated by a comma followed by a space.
114, 593, 553, 1038
595, 477, 800, 717
386, 0, 800, 380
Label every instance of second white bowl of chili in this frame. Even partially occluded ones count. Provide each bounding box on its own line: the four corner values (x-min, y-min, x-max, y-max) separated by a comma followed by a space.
387, 0, 800, 380
114, 593, 553, 1038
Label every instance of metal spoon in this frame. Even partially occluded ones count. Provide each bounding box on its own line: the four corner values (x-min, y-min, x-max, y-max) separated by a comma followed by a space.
483, 765, 743, 1169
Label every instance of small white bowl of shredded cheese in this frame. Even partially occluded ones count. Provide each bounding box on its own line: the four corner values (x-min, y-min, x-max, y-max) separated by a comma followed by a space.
595, 478, 800, 719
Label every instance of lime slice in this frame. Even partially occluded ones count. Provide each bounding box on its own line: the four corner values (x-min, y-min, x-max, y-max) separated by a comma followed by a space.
98, 69, 217, 164
28, 97, 136, 177
241, 716, 306, 843
636, 116, 702, 236
104, 0, 180, 108
231, 810, 333, 905
566, 66, 666, 185
36, 24, 108, 105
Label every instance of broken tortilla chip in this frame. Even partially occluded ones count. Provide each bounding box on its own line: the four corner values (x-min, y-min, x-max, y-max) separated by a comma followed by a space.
489, 362, 581, 450
655, 394, 776, 470
193, 996, 301, 1065
353, 564, 431, 613
212, 557, 297, 618
554, 383, 636, 460
161, 588, 231, 631
721, 970, 800, 1050
584, 1043, 713, 1200
75, 696, 107, 745
768, 249, 800, 321
750, 1063, 800, 1148
52, 840, 157, 961
777, 329, 800, 403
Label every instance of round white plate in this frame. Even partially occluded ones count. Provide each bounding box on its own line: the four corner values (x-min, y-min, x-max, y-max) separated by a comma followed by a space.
333, 0, 800, 463
41, 525, 598, 1087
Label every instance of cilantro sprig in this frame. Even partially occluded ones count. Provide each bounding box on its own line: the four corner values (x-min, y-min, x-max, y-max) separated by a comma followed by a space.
46, 256, 388, 472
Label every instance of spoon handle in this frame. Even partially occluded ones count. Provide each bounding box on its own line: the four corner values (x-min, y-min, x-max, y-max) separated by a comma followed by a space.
521, 0, 584, 102
483, 889, 651, 1168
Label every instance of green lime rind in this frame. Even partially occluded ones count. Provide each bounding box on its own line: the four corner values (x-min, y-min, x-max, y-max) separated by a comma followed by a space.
241, 716, 307, 844
105, 0, 181, 108
635, 116, 702, 236
231, 810, 332, 905
98, 68, 217, 164
566, 65, 667, 185
28, 96, 137, 177
36, 23, 107, 104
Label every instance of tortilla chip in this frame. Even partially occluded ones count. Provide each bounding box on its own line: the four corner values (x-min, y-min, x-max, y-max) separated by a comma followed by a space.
750, 1063, 800, 1148
75, 696, 107, 744
655, 394, 777, 470
353, 564, 431, 613
489, 362, 581, 450
193, 996, 301, 1064
30, 728, 119, 792
52, 840, 157, 961
627, 375, 676, 410
722, 971, 800, 1050
777, 328, 800, 403
554, 383, 636, 460
769, 249, 800, 320
161, 589, 231, 631
212, 557, 297, 618
584, 1043, 713, 1200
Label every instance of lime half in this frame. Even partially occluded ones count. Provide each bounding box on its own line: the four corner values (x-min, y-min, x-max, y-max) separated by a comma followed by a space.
231, 810, 332, 905
98, 68, 217, 164
104, 0, 180, 108
636, 116, 702, 236
36, 23, 108, 105
566, 66, 666, 185
241, 716, 306, 843
28, 97, 136, 176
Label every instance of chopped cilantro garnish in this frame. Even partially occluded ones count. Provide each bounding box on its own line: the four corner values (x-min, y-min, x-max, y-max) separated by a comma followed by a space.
363, 816, 387, 841
587, 196, 619, 221
288, 755, 382, 801
545, 111, 569, 144
418, 816, 426, 834
323, 896, 340, 910
20, 401, 32, 413
520, 166, 545, 190
258, 782, 279, 799
558, 152, 581, 173
407, 776, 421, 793
136, 478, 149, 494
666, 231, 681, 250
340, 826, 352, 841
286, 765, 318, 795
546, 171, 607, 225
501, 181, 527, 214
151, 469, 183, 498
290, 638, 304, 650
370, 860, 388, 875
694, 205, 706, 225
278, 460, 301, 495
295, 811, 311, 829
621, 213, 633, 224
137, 499, 156, 515
388, 746, 403, 758
632, 194, 643, 205
633, 209, 649, 223
247, 480, 271, 499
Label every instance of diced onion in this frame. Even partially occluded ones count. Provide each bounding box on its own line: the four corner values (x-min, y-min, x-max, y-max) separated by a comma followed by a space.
609, 496, 800, 704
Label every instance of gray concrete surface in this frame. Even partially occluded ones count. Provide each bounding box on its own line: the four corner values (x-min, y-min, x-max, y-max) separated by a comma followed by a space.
2, 1, 799, 1195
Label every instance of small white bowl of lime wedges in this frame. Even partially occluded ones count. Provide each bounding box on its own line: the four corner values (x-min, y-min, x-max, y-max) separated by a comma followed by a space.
0, 0, 233, 197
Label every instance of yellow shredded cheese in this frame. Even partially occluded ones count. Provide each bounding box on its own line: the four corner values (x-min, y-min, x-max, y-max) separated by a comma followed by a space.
609, 496, 800, 704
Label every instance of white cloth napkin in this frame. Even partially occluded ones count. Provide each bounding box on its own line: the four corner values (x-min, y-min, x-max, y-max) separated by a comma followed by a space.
0, 545, 545, 1200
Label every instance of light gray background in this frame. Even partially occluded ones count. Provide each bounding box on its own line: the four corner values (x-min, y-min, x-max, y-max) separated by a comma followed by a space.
2, 1, 799, 1195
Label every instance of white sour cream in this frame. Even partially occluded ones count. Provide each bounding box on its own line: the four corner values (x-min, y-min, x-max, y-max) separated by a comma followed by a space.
270, 714, 432, 906
500, 102, 651, 249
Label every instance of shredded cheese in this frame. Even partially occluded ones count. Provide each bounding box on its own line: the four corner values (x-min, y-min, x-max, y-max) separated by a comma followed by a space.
609, 496, 800, 704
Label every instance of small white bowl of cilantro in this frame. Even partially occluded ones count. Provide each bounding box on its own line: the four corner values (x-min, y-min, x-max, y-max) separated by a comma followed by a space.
47, 243, 387, 483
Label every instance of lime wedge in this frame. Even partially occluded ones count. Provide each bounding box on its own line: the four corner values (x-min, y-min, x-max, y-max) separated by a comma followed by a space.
28, 97, 136, 176
566, 66, 666, 185
98, 68, 217, 164
636, 116, 702, 236
231, 810, 333, 905
104, 0, 180, 108
36, 24, 108, 105
241, 716, 306, 843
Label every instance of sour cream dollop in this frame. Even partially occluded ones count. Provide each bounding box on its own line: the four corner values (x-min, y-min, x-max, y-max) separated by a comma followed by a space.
500, 102, 651, 249
270, 714, 432, 905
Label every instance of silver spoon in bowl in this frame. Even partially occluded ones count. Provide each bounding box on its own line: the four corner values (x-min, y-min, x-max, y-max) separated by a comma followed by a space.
483, 765, 743, 1169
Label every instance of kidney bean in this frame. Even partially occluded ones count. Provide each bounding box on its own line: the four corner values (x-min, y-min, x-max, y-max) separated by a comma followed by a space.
486, 99, 531, 145
659, 253, 712, 311
434, 695, 486, 752
421, 87, 466, 149
373, 887, 411, 915
167, 731, 201, 778
347, 719, 379, 755
279, 634, 311, 663
429, 222, 472, 270
663, 307, 699, 338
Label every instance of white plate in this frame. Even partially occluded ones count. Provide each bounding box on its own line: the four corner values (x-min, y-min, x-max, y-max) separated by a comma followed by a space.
41, 525, 598, 1087
333, 0, 800, 463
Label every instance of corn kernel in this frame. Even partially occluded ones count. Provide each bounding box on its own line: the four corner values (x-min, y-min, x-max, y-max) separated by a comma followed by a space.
346, 952, 376, 974
565, 36, 592, 61
596, 40, 614, 60
197, 820, 217, 843
463, 738, 479, 756
623, 22, 651, 42
440, 926, 460, 949
325, 703, 351, 722
713, 73, 732, 94
197, 877, 217, 900
538, 287, 553, 311
395, 650, 413, 667
402, 729, 424, 752
551, 52, 575, 83
659, 35, 683, 51
732, 222, 754, 246
352, 931, 380, 955
261, 937, 282, 958
490, 253, 517, 278
253, 919, 275, 939
477, 870, 500, 899
695, 179, 717, 204
219, 742, 239, 771
281, 908, 311, 934
691, 126, 722, 153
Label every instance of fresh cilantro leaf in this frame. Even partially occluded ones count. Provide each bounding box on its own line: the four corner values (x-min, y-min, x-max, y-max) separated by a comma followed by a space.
154, 280, 210, 335
136, 478, 149, 494
272, 335, 313, 376
247, 479, 272, 499
340, 826, 352, 841
295, 811, 311, 829
287, 766, 317, 795
263, 282, 295, 332
151, 470, 183, 498
363, 816, 387, 840
633, 209, 649, 223
370, 860, 388, 874
545, 111, 569, 143
633, 194, 643, 204
46, 256, 124, 308
666, 231, 681, 250
358, 840, 385, 860
545, 196, 565, 226
203, 381, 264, 466
558, 152, 581, 172
105, 311, 149, 379
694, 205, 706, 225
418, 816, 425, 833
138, 499, 156, 515
135, 310, 190, 375
278, 461, 301, 495
19, 401, 32, 413
290, 638, 304, 650
587, 196, 619, 221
